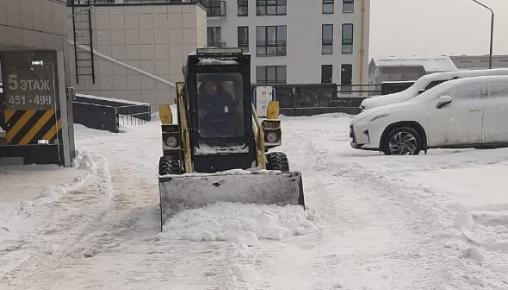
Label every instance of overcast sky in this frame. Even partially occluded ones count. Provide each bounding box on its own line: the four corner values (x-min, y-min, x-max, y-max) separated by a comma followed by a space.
369, 0, 508, 59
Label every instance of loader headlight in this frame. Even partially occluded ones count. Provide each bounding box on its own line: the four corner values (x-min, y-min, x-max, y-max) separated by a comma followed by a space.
166, 136, 178, 148
266, 132, 279, 143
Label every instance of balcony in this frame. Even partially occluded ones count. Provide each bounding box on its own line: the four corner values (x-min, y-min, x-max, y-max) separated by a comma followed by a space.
66, 0, 203, 7
201, 0, 226, 17
207, 41, 227, 48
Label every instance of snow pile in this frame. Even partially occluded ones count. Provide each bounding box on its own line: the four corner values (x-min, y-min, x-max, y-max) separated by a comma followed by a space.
162, 202, 317, 244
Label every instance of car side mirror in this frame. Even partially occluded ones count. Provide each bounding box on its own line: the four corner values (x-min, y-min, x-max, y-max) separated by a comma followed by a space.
418, 89, 426, 94
436, 95, 453, 109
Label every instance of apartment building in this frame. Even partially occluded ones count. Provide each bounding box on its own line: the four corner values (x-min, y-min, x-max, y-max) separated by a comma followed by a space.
204, 0, 370, 91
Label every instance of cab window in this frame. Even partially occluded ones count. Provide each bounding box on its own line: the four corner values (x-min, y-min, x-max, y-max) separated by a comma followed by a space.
196, 73, 245, 138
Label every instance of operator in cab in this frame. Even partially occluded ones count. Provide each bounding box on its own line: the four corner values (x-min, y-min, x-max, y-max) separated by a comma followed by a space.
198, 77, 243, 138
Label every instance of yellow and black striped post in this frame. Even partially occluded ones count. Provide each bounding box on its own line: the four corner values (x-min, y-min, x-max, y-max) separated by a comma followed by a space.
3, 110, 61, 145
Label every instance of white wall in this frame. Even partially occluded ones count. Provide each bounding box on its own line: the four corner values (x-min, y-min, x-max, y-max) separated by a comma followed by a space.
0, 0, 67, 51
69, 4, 207, 105
208, 0, 369, 88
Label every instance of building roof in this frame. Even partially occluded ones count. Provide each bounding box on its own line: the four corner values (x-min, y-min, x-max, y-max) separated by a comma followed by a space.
371, 56, 458, 73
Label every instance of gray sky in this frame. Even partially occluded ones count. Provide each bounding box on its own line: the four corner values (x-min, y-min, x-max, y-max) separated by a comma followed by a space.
369, 0, 508, 58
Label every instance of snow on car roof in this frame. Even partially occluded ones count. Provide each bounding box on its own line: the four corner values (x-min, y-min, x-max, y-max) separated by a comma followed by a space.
372, 56, 458, 72
416, 75, 508, 99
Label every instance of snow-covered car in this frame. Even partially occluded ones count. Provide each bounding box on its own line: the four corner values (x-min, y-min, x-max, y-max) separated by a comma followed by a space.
360, 69, 508, 111
350, 75, 508, 155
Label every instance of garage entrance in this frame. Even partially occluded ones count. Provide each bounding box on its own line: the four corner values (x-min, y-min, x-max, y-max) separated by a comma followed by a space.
0, 50, 75, 166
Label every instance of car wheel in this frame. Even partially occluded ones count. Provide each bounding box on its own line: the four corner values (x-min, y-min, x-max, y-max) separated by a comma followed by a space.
382, 127, 422, 155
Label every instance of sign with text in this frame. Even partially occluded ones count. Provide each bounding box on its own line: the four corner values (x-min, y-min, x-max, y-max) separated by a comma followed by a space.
255, 86, 274, 118
1, 51, 57, 110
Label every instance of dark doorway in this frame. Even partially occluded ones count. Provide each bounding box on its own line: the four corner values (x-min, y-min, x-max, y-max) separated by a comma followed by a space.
341, 64, 352, 93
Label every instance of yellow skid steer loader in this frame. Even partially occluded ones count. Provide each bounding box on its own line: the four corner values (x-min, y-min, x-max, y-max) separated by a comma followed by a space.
158, 48, 305, 228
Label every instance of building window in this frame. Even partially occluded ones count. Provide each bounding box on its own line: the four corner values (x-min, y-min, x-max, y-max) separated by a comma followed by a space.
322, 24, 333, 55
238, 26, 249, 51
343, 0, 354, 13
323, 0, 334, 14
321, 65, 333, 84
341, 64, 352, 93
256, 0, 287, 16
256, 26, 287, 57
202, 0, 226, 17
256, 66, 287, 84
238, 0, 248, 16
342, 23, 353, 54
207, 27, 224, 48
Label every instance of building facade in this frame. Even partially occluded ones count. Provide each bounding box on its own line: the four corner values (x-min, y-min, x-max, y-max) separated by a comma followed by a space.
451, 55, 508, 70
205, 0, 370, 93
0, 0, 67, 53
369, 56, 458, 85
0, 0, 69, 86
67, 1, 207, 105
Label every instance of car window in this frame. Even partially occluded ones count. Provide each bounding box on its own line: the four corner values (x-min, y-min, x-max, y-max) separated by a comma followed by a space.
445, 82, 483, 100
488, 81, 508, 98
423, 79, 449, 92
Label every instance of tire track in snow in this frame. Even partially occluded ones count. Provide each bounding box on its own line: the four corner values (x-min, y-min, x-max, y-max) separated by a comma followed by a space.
6, 127, 233, 290
243, 121, 463, 289
1, 151, 115, 289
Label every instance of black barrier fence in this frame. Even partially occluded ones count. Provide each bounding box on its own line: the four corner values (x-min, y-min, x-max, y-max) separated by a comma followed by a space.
271, 84, 338, 109
73, 102, 119, 132
337, 84, 382, 96
280, 107, 362, 116
73, 95, 151, 133
118, 105, 152, 128
263, 84, 369, 116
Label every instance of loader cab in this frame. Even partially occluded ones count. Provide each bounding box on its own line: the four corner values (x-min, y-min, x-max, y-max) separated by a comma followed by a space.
185, 48, 256, 173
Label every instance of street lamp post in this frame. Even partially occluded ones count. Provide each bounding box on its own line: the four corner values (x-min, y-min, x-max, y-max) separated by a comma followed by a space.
471, 0, 495, 69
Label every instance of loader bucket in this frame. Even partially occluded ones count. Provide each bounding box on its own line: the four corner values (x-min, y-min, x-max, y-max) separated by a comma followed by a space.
159, 171, 305, 227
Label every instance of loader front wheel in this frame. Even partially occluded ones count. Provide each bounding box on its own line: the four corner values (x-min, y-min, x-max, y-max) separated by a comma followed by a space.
266, 152, 290, 172
159, 155, 181, 175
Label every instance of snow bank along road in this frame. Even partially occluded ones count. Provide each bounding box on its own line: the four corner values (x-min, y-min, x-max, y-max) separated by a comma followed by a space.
1, 114, 508, 289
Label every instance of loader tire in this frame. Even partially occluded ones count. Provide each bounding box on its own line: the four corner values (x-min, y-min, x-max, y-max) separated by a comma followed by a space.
266, 152, 290, 172
159, 155, 181, 175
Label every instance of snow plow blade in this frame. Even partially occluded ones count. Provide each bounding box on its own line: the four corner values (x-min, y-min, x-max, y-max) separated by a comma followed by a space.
159, 171, 305, 226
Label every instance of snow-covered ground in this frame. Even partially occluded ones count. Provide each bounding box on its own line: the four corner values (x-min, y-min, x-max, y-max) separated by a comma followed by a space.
1, 114, 508, 289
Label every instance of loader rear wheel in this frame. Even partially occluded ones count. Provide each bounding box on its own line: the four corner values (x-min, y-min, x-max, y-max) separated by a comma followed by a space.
159, 155, 181, 175
266, 152, 290, 172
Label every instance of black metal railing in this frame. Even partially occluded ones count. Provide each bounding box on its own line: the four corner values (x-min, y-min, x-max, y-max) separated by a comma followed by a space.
118, 105, 152, 128
337, 84, 382, 96
67, 0, 205, 7
207, 41, 227, 48
73, 95, 151, 133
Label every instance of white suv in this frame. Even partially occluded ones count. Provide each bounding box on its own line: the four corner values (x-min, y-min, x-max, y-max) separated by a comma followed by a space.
351, 75, 508, 155
360, 69, 508, 111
